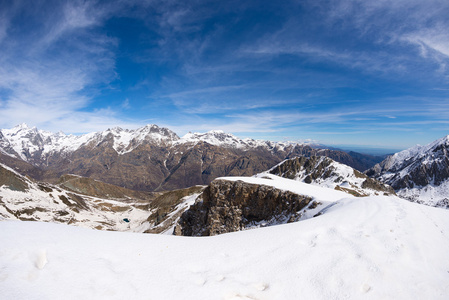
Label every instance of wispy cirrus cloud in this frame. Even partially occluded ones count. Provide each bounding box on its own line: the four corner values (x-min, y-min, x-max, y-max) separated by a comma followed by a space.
238, 0, 449, 82
0, 0, 126, 132
0, 0, 448, 149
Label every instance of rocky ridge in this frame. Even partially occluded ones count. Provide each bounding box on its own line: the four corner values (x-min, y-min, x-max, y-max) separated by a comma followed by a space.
367, 135, 449, 208
267, 156, 395, 197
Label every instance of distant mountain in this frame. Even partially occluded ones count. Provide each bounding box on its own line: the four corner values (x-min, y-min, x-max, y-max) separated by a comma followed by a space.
366, 135, 449, 208
0, 124, 384, 191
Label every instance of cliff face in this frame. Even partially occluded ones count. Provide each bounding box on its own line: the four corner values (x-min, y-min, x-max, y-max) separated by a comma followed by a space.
174, 179, 316, 236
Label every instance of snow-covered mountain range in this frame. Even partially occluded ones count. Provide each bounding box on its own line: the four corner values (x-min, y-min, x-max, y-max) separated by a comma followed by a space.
2, 123, 447, 208
367, 135, 449, 208
0, 124, 382, 191
0, 124, 298, 160
0, 151, 391, 235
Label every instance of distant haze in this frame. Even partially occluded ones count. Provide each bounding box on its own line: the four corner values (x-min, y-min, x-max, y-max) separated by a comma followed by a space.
335, 146, 403, 156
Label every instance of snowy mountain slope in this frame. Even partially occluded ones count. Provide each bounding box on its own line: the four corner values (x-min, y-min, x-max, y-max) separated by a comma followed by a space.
177, 130, 300, 151
220, 174, 353, 203
0, 163, 205, 233
0, 123, 179, 160
367, 135, 449, 207
264, 156, 395, 197
0, 124, 300, 160
143, 185, 206, 234
0, 123, 96, 161
1, 195, 448, 299
0, 163, 154, 232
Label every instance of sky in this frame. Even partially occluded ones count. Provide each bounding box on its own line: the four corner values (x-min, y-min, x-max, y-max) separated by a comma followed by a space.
0, 0, 449, 152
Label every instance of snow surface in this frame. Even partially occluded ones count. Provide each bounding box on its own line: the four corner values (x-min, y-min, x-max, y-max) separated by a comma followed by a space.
397, 180, 449, 207
1, 195, 449, 299
219, 174, 353, 203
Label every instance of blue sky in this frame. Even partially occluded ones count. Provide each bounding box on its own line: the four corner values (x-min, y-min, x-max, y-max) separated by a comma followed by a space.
0, 0, 448, 152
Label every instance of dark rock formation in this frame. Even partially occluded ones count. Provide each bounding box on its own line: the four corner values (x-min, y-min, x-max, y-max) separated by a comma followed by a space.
174, 179, 315, 236
144, 185, 205, 234
0, 164, 30, 192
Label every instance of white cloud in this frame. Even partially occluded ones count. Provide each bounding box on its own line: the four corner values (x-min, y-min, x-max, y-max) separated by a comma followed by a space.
122, 98, 131, 109
401, 25, 449, 74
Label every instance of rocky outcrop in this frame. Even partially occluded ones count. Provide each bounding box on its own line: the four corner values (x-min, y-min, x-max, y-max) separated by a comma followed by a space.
268, 156, 395, 197
174, 179, 316, 236
0, 164, 30, 192
144, 185, 205, 234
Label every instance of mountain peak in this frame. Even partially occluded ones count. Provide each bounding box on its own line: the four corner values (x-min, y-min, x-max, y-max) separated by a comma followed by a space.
207, 129, 226, 134
15, 123, 29, 130
369, 134, 449, 207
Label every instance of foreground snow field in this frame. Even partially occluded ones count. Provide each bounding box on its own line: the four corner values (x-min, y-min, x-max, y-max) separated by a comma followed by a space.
1, 196, 449, 299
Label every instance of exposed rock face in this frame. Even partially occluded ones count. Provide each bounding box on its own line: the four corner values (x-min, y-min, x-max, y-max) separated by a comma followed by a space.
366, 135, 449, 207
0, 163, 30, 192
268, 156, 395, 197
174, 179, 315, 236
0, 124, 384, 192
144, 185, 205, 234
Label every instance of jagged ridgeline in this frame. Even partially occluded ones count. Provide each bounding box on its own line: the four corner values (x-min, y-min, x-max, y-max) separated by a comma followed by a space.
267, 156, 395, 197
367, 135, 449, 208
0, 124, 384, 192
